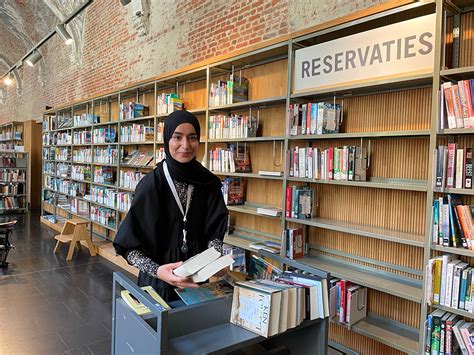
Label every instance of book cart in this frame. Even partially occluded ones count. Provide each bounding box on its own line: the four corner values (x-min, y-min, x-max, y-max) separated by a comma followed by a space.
40, 1, 456, 353
111, 251, 329, 355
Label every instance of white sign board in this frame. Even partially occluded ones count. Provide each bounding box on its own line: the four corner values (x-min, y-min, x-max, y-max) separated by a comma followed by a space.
294, 14, 436, 92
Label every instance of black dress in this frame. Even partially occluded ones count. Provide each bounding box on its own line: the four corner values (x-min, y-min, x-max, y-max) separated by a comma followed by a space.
113, 161, 228, 302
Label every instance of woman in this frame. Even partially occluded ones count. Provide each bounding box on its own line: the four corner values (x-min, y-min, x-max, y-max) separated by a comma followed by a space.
113, 110, 228, 302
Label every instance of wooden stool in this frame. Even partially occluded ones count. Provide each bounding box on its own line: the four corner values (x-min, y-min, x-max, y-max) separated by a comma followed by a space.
53, 218, 96, 261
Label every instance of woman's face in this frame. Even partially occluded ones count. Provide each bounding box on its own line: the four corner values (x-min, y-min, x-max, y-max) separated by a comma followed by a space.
169, 123, 199, 163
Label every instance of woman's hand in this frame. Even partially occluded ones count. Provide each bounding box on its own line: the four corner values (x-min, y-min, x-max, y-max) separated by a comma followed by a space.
156, 261, 199, 289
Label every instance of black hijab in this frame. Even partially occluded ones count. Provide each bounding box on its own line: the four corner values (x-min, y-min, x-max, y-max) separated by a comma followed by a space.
164, 110, 219, 186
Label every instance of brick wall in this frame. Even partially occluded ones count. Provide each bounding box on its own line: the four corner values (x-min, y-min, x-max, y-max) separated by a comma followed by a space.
0, 0, 388, 122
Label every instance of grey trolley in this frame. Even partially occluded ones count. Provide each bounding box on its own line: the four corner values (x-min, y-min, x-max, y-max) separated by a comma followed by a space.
112, 252, 330, 354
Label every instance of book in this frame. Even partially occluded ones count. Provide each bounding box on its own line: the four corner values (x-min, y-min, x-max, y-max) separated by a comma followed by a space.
258, 170, 283, 177
173, 247, 235, 283
256, 207, 282, 217
174, 280, 234, 305
120, 285, 170, 316
230, 281, 282, 337
248, 255, 283, 280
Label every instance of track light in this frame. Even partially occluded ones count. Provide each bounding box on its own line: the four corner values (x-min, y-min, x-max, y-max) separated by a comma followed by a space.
56, 23, 73, 45
25, 51, 42, 67
4, 73, 14, 86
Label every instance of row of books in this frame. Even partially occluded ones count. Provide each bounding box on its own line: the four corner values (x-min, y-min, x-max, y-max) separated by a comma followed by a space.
94, 147, 118, 165
289, 102, 342, 136
156, 148, 166, 163
249, 240, 282, 255
230, 271, 329, 337
119, 102, 149, 121
0, 157, 26, 168
121, 150, 154, 167
71, 165, 91, 181
57, 163, 69, 178
0, 183, 24, 195
209, 75, 248, 107
285, 228, 305, 259
156, 93, 183, 115
117, 192, 133, 212
92, 127, 117, 144
0, 131, 22, 140
43, 162, 55, 175
90, 186, 117, 208
208, 114, 258, 140
288, 146, 368, 182
56, 132, 72, 145
435, 144, 474, 189
440, 79, 474, 129
0, 196, 22, 210
55, 148, 70, 162
432, 195, 474, 249
72, 148, 92, 163
425, 309, 473, 355
57, 115, 73, 128
73, 114, 100, 127
209, 145, 251, 173
0, 143, 24, 151
120, 124, 154, 143
285, 185, 313, 219
426, 255, 474, 313
90, 205, 116, 228
93, 166, 115, 185
0, 170, 25, 182
119, 170, 146, 190
73, 130, 92, 145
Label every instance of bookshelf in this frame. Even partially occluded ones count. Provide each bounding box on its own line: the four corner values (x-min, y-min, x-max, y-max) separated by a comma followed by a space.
40, 1, 460, 353
423, 0, 474, 353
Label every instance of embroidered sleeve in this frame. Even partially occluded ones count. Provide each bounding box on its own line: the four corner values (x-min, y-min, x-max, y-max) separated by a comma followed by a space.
208, 238, 223, 254
126, 250, 159, 278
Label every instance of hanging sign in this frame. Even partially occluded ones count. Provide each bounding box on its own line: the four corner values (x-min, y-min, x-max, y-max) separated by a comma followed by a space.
293, 13, 436, 92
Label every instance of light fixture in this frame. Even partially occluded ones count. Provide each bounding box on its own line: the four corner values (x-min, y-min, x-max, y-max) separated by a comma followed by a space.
15, 60, 23, 70
56, 23, 73, 45
4, 73, 14, 86
25, 51, 42, 67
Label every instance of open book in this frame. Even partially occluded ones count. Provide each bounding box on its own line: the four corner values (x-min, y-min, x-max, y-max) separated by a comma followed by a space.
173, 247, 234, 283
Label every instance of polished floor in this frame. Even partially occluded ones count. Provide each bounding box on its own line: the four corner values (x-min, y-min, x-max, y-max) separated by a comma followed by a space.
0, 211, 135, 354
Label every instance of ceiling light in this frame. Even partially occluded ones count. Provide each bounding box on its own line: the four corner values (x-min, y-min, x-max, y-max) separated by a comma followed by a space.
4, 73, 14, 86
56, 23, 73, 45
25, 51, 42, 67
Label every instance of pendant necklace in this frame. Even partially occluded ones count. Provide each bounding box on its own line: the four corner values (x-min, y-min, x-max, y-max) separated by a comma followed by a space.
163, 162, 193, 254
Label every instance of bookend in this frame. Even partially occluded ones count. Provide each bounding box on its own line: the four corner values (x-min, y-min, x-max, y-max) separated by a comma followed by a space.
112, 251, 330, 355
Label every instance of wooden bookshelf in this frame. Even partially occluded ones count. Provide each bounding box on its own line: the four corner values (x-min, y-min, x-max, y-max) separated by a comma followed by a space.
40, 2, 467, 353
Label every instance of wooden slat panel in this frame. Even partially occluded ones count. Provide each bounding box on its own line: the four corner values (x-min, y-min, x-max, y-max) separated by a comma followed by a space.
310, 230, 424, 272
368, 289, 421, 328
179, 79, 207, 110
245, 179, 283, 208
329, 322, 405, 355
460, 11, 474, 68
229, 213, 281, 237
211, 59, 287, 100
305, 185, 427, 236
342, 87, 431, 132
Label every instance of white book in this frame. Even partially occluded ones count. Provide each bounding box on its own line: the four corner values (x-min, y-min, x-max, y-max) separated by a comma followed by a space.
191, 254, 234, 283
258, 170, 283, 177
173, 247, 221, 278
256, 207, 282, 217
440, 254, 454, 306
456, 148, 465, 189
426, 259, 435, 305
445, 259, 460, 308
298, 147, 306, 178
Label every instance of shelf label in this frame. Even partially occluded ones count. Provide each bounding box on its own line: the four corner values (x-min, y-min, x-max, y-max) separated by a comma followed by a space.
294, 13, 436, 92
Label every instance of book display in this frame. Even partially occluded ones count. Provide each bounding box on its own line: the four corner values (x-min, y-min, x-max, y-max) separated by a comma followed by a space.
423, 1, 474, 354
39, 2, 474, 353
0, 121, 28, 213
